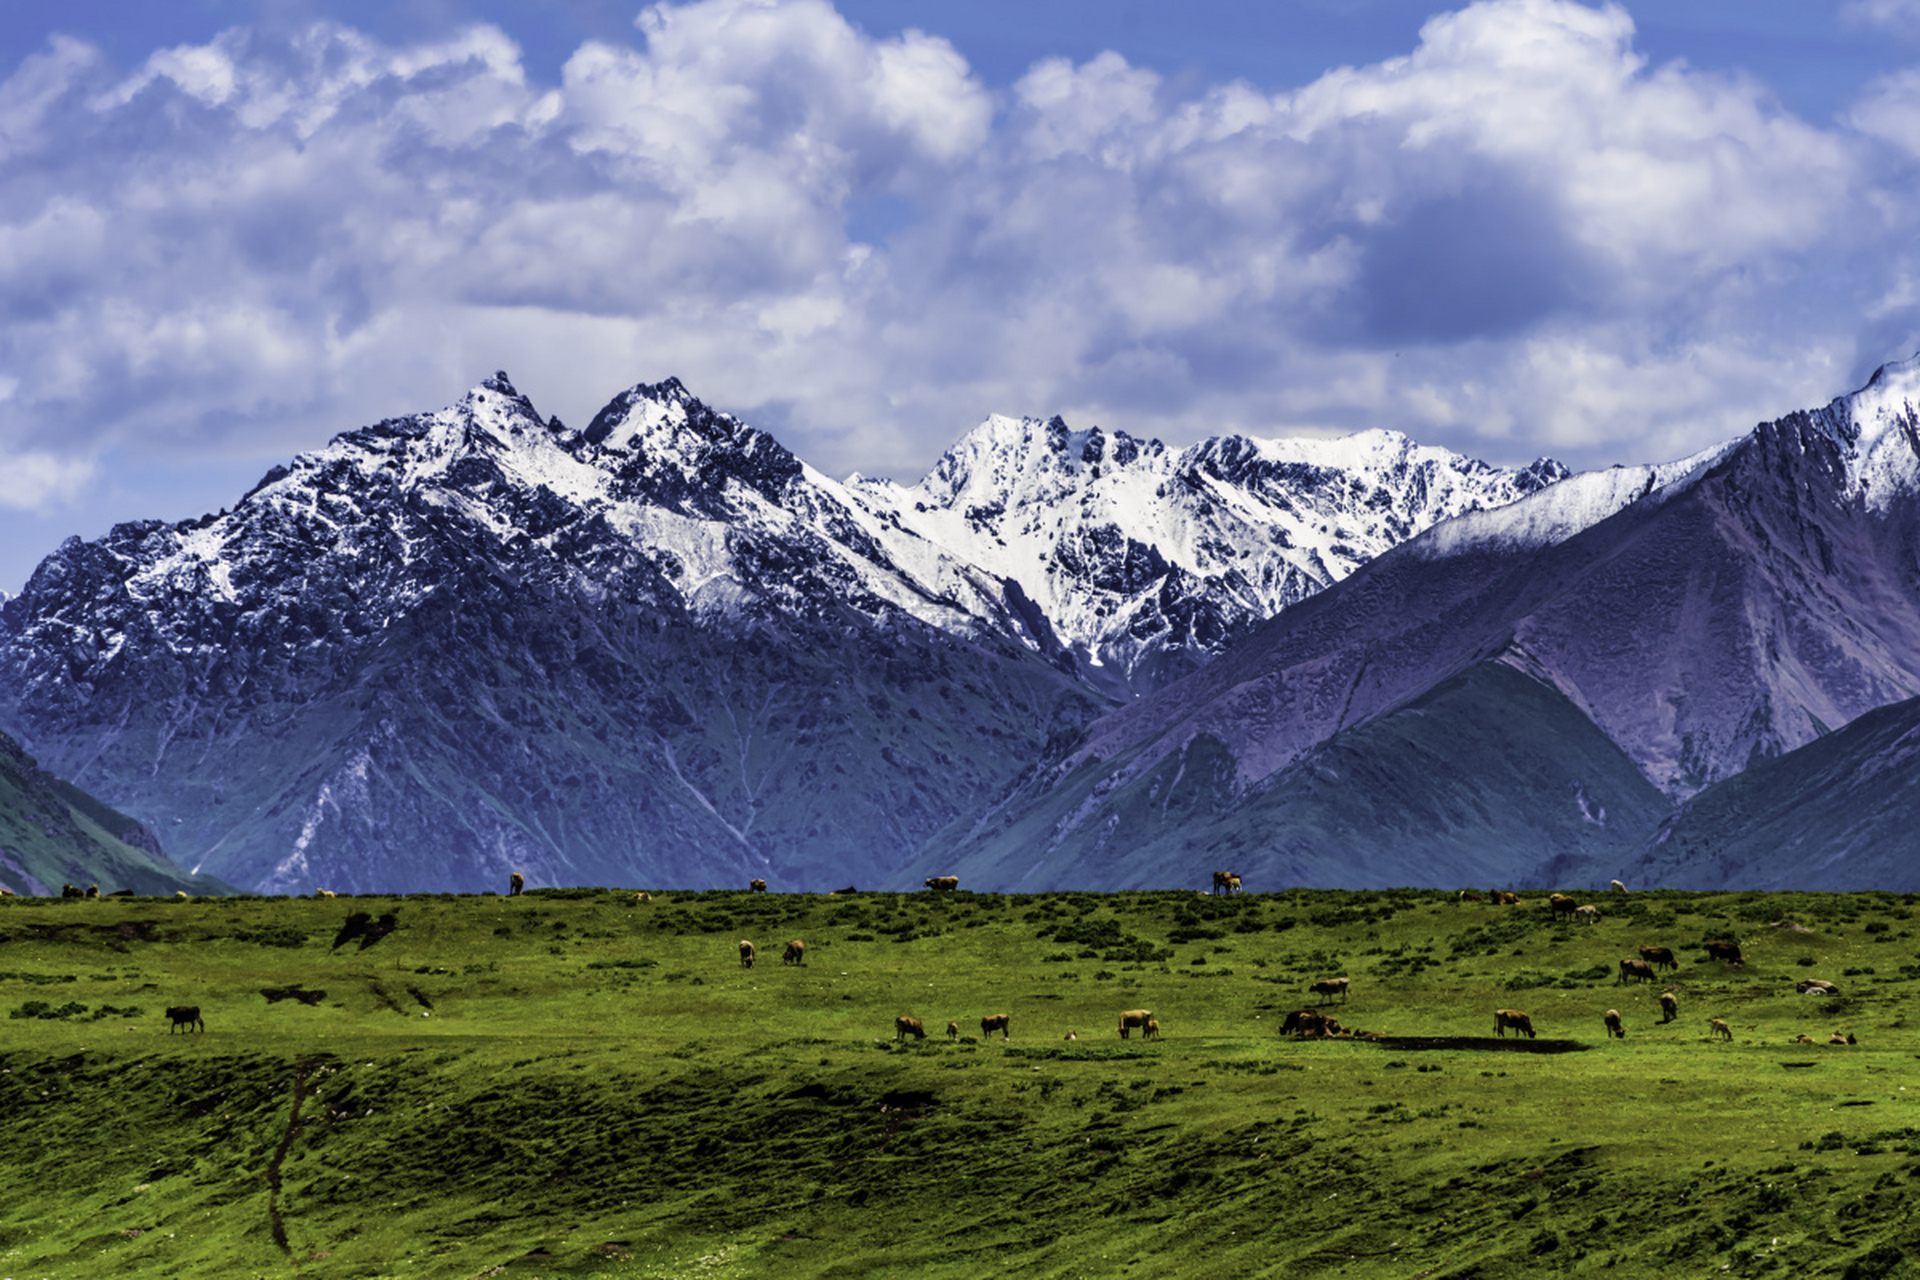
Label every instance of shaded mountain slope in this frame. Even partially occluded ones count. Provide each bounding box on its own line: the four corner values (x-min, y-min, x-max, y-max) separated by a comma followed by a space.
0, 729, 230, 896
1624, 694, 1920, 890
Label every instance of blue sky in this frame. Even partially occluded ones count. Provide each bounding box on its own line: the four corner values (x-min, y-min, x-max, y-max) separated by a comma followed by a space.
3, 0, 1920, 591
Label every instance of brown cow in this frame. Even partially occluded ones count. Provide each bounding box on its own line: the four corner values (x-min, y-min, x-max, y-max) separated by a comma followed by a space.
1659, 991, 1679, 1023
947, 1021, 960, 1041
1458, 890, 1484, 904
1280, 1009, 1323, 1037
924, 876, 959, 892
635, 892, 651, 903
895, 1016, 926, 1041
1795, 1034, 1817, 1045
749, 879, 768, 893
1492, 891, 1519, 905
1144, 1018, 1162, 1040
1640, 946, 1677, 972
1618, 958, 1655, 985
1118, 1009, 1154, 1039
1707, 1018, 1733, 1041
980, 1013, 1011, 1041
1211, 871, 1241, 895
739, 940, 756, 968
1309, 977, 1350, 1004
1603, 1009, 1625, 1039
782, 939, 805, 966
1549, 893, 1578, 920
1494, 1009, 1535, 1038
165, 1006, 205, 1034
1703, 940, 1743, 965
508, 872, 524, 896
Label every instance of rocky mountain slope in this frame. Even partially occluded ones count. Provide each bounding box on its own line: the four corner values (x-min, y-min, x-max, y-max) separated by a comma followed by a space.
0, 374, 1555, 894
925, 358, 1920, 891
850, 417, 1565, 697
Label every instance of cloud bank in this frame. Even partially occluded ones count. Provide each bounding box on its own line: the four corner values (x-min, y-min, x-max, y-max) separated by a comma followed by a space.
2, 0, 1918, 521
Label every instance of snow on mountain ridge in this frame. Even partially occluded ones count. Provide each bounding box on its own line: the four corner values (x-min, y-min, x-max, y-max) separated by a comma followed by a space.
852, 409, 1570, 695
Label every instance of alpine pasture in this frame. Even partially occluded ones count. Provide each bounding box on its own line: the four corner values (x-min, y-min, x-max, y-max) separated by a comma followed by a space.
2, 886, 1916, 1278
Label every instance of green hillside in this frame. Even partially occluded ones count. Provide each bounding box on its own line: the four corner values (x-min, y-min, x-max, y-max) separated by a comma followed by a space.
0, 730, 234, 898
2, 886, 1917, 1279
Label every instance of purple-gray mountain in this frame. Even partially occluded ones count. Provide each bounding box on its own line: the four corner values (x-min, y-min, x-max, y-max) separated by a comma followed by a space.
922, 358, 1920, 891
0, 373, 1560, 894
5, 359, 1918, 893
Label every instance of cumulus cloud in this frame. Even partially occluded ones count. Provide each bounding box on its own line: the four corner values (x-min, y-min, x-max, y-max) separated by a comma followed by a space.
0, 0, 1917, 550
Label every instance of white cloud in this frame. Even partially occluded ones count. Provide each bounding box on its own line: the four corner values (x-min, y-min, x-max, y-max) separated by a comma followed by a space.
0, 0, 1916, 539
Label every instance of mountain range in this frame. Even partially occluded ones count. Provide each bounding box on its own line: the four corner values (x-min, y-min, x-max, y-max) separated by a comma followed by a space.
925, 358, 1920, 891
0, 374, 1559, 894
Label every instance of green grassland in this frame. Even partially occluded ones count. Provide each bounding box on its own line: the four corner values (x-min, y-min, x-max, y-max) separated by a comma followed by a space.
2, 886, 1918, 1280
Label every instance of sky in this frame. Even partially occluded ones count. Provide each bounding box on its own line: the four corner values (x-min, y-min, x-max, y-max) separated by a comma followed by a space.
3, 0, 1920, 593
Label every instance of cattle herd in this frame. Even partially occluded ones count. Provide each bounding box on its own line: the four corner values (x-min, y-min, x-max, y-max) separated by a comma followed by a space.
93, 873, 1863, 1047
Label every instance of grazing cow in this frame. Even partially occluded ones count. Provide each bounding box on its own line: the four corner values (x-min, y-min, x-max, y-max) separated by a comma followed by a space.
1640, 946, 1678, 972
980, 1013, 1011, 1041
1309, 977, 1350, 1004
635, 892, 651, 903
1492, 891, 1519, 905
1603, 1009, 1625, 1039
1618, 958, 1655, 985
1575, 905, 1601, 925
85, 884, 99, 898
1144, 1018, 1162, 1040
749, 879, 768, 893
1284, 1010, 1341, 1038
947, 1021, 960, 1041
1611, 879, 1627, 893
1458, 891, 1484, 904
1549, 893, 1578, 920
782, 939, 805, 966
1118, 1009, 1155, 1039
739, 940, 756, 969
1659, 991, 1679, 1023
1703, 940, 1744, 965
924, 876, 959, 892
1795, 1034, 1817, 1045
1830, 1032, 1857, 1045
895, 1016, 926, 1041
174, 891, 189, 899
314, 888, 336, 899
508, 872, 524, 896
1707, 1018, 1733, 1041
1063, 1032, 1077, 1041
165, 1006, 204, 1034
1796, 979, 1839, 996
1494, 1009, 1536, 1039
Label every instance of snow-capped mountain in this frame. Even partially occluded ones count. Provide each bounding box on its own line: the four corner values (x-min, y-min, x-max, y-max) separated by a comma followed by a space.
923, 357, 1920, 891
850, 415, 1566, 697
0, 375, 1102, 893
0, 372, 1562, 894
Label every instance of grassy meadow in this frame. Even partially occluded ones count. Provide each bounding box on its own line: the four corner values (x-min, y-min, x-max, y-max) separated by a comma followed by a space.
2, 886, 1918, 1279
